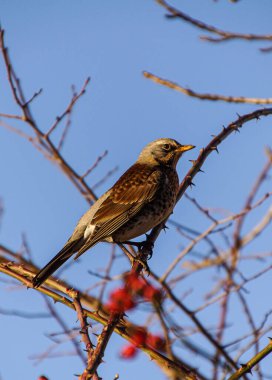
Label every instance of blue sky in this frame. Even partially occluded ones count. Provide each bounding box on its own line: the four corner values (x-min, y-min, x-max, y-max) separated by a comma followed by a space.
0, 1, 272, 379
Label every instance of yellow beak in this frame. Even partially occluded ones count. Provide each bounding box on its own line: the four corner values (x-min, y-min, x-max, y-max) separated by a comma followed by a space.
176, 144, 195, 153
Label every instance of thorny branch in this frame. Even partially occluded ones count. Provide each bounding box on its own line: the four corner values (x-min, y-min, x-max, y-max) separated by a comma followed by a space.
72, 293, 99, 380
139, 107, 272, 264
227, 340, 272, 380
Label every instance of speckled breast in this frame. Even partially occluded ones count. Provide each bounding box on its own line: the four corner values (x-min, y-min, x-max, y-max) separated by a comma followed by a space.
113, 167, 179, 242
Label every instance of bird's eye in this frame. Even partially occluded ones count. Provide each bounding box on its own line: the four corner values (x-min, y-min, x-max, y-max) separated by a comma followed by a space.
162, 143, 171, 151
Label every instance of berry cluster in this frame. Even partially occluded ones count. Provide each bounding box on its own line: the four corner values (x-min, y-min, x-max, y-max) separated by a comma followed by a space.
105, 272, 165, 359
120, 329, 165, 359
106, 272, 162, 314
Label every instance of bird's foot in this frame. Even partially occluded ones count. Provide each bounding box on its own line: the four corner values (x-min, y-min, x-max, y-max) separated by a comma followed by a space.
141, 235, 154, 260
162, 224, 169, 232
122, 238, 154, 260
119, 242, 150, 274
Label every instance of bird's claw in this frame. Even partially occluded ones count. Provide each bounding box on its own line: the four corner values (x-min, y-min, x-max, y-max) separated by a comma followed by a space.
122, 239, 154, 260
132, 256, 150, 275
162, 224, 169, 231
140, 238, 154, 260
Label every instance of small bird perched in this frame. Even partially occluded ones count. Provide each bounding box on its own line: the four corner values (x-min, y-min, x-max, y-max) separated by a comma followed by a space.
32, 138, 195, 287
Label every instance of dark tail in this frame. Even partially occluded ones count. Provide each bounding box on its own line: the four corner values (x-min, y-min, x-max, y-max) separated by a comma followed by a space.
32, 240, 80, 288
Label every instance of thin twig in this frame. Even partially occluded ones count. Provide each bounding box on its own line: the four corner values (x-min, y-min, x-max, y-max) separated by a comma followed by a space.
143, 71, 272, 104
232, 149, 272, 257
45, 296, 86, 365
157, 0, 272, 45
81, 150, 108, 179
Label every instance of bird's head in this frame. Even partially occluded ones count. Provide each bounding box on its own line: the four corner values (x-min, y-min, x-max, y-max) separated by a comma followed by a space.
137, 138, 195, 167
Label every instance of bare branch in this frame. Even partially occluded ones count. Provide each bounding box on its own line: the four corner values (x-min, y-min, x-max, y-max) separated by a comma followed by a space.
157, 0, 272, 45
232, 149, 272, 255
0, 27, 97, 204
46, 78, 90, 138
143, 71, 272, 104
45, 297, 86, 366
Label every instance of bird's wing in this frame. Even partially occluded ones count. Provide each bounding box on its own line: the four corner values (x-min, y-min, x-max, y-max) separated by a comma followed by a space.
74, 164, 163, 258
93, 164, 162, 222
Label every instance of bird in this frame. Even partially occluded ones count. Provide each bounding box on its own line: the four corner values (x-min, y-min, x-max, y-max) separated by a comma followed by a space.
32, 138, 195, 288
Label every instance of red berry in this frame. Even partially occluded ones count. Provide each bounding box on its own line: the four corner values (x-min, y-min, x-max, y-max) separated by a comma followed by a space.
131, 329, 147, 346
125, 273, 145, 294
143, 285, 162, 302
106, 287, 135, 313
120, 344, 137, 359
147, 334, 165, 351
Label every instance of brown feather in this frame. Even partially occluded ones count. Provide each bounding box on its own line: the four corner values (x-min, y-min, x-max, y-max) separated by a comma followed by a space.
92, 164, 163, 223
74, 165, 164, 259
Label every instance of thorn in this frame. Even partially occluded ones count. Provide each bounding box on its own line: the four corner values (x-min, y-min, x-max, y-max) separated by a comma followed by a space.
118, 325, 127, 333
240, 364, 252, 374
198, 168, 205, 173
186, 176, 196, 187
165, 14, 176, 19
210, 146, 219, 154
189, 159, 197, 165
222, 125, 226, 130
162, 224, 169, 231
236, 112, 242, 119
231, 124, 240, 132
211, 134, 216, 137
268, 336, 272, 341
